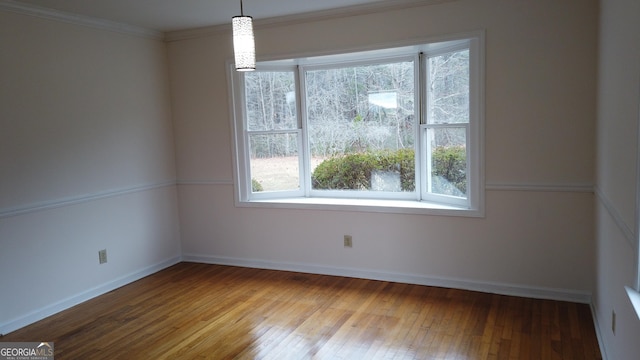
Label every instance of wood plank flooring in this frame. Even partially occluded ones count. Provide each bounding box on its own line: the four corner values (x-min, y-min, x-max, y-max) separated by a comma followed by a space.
1, 262, 602, 359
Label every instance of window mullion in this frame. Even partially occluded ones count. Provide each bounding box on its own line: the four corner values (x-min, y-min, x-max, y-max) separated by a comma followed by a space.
236, 71, 251, 202
419, 52, 427, 126
298, 65, 311, 197
416, 52, 425, 201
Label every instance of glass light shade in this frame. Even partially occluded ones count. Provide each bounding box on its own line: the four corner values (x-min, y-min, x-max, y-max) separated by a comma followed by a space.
232, 15, 255, 71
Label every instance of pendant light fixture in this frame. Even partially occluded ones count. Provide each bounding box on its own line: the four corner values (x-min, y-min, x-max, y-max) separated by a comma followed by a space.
232, 0, 255, 71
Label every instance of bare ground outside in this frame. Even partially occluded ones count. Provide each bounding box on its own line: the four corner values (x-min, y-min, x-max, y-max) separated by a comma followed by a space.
250, 156, 326, 191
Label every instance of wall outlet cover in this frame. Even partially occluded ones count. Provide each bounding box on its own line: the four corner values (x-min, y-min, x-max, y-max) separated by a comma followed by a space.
344, 235, 353, 248
99, 249, 108, 264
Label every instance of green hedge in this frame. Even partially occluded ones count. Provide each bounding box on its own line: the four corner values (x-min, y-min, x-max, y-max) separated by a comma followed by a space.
312, 148, 415, 191
431, 146, 466, 195
251, 178, 264, 192
312, 147, 466, 194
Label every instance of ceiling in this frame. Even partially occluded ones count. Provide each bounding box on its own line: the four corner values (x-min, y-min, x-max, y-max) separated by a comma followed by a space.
7, 0, 392, 32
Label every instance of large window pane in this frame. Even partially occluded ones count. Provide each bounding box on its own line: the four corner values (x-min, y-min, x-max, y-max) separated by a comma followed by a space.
245, 71, 297, 131
427, 127, 467, 198
428, 50, 469, 124
305, 60, 415, 192
249, 133, 300, 192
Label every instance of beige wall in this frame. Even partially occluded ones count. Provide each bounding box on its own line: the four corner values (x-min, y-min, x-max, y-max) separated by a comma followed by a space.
1, 14, 175, 207
595, 0, 640, 358
6, 1, 629, 354
0, 12, 181, 333
169, 0, 597, 300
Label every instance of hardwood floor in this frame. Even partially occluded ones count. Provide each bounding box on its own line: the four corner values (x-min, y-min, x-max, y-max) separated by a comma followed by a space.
1, 262, 602, 359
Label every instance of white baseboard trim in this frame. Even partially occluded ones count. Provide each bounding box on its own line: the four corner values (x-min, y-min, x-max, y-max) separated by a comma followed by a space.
182, 254, 592, 304
1, 255, 593, 336
590, 302, 610, 360
0, 256, 181, 336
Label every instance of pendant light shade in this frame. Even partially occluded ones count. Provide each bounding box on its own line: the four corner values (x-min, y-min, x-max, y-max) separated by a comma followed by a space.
232, 0, 255, 71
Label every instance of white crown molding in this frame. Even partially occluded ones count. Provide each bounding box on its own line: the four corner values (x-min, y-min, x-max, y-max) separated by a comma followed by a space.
0, 0, 163, 40
1, 0, 458, 42
166, 0, 459, 42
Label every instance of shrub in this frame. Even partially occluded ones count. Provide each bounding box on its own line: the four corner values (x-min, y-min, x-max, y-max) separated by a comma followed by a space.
311, 147, 466, 194
251, 178, 264, 192
431, 146, 466, 195
312, 148, 415, 191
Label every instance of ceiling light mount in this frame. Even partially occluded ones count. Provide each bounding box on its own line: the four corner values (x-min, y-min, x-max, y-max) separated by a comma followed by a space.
232, 0, 255, 71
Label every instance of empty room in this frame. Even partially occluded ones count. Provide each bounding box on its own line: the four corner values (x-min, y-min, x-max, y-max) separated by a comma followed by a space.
1, 0, 639, 358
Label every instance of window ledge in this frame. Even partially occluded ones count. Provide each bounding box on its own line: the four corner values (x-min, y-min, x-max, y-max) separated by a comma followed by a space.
238, 197, 483, 217
625, 286, 640, 320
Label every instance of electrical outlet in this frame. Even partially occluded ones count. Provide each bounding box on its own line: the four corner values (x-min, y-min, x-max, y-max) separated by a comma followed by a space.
612, 310, 616, 335
98, 249, 108, 264
344, 235, 353, 248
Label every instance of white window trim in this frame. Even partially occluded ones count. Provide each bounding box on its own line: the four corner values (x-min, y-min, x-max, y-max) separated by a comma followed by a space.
228, 31, 485, 217
630, 80, 640, 319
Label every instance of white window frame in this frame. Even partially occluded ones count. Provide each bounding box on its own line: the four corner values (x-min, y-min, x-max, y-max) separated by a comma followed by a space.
421, 43, 479, 209
628, 85, 640, 319
240, 65, 305, 201
229, 32, 484, 217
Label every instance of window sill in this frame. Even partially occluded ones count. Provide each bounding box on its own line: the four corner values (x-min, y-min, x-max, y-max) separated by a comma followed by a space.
625, 286, 640, 320
237, 197, 483, 217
